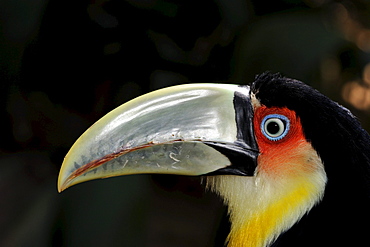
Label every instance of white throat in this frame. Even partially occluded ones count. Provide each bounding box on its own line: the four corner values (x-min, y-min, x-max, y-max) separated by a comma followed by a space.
206, 144, 327, 247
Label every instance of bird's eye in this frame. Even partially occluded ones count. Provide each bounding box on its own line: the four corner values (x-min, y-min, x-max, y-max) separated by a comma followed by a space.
261, 114, 290, 141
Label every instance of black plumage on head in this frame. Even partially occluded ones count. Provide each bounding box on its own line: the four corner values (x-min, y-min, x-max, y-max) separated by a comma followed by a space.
251, 72, 370, 246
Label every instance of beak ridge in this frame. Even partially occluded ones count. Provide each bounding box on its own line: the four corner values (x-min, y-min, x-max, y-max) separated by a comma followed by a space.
58, 84, 258, 192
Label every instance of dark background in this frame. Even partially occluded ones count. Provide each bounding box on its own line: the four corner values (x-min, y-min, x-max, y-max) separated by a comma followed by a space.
1, 0, 370, 246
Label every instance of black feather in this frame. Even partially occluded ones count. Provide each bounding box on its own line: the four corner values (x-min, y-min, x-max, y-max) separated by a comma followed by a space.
251, 72, 370, 246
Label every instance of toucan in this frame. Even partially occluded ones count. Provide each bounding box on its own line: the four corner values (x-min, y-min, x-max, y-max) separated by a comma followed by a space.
58, 72, 370, 247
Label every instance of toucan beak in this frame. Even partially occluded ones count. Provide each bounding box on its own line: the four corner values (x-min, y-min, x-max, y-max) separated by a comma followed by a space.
58, 84, 259, 192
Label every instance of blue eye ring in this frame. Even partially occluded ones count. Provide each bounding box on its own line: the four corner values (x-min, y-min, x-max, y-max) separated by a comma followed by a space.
261, 114, 290, 141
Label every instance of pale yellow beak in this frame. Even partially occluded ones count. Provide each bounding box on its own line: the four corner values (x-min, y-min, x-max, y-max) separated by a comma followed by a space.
58, 83, 257, 192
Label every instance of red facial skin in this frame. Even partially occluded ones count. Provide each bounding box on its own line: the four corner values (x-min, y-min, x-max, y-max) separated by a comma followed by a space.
253, 106, 312, 177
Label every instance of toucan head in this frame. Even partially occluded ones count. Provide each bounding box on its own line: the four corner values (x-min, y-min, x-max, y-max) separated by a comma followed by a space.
58, 72, 370, 247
